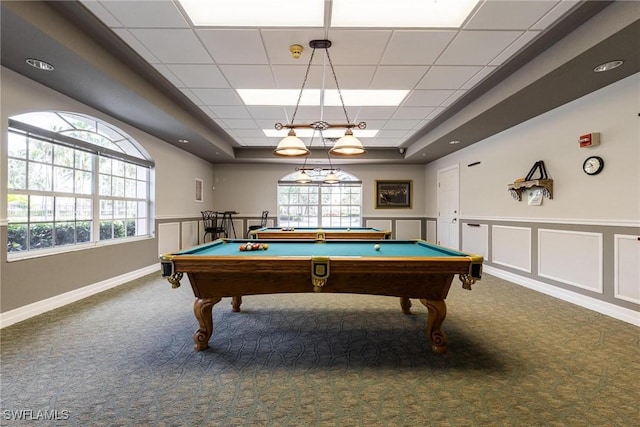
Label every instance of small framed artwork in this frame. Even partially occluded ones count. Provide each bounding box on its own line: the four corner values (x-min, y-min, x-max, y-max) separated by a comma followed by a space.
195, 178, 203, 202
375, 180, 412, 209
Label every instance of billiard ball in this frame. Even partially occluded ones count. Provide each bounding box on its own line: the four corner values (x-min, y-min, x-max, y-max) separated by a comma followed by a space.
374, 244, 380, 251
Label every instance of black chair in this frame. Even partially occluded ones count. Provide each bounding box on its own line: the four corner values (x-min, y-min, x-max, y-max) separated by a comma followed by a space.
247, 210, 269, 238
202, 210, 226, 242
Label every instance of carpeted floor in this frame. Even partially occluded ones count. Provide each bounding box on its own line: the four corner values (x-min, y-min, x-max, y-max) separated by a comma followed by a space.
1, 272, 638, 426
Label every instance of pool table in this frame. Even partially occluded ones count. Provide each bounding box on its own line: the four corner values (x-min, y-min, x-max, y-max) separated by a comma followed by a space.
160, 239, 483, 353
249, 226, 391, 240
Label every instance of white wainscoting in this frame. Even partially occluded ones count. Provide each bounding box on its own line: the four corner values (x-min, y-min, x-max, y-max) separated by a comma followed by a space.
614, 234, 640, 304
395, 220, 421, 240
181, 221, 199, 249
492, 225, 531, 272
366, 219, 393, 238
462, 223, 489, 260
426, 220, 437, 244
158, 222, 180, 256
538, 229, 603, 293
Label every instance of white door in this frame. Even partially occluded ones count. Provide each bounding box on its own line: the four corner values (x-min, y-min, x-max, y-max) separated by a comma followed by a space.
437, 165, 460, 249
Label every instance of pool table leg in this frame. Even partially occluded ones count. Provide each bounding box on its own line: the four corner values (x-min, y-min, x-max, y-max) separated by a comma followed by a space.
231, 296, 242, 312
400, 296, 412, 314
419, 299, 448, 354
193, 297, 222, 351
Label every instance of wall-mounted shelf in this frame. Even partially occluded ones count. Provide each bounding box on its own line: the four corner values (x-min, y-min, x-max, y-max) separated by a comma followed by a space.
508, 179, 553, 201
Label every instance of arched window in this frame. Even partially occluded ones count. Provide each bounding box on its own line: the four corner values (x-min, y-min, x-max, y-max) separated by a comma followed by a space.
277, 169, 362, 227
6, 111, 154, 255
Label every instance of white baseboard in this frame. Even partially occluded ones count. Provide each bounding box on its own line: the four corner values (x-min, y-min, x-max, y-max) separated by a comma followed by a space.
484, 265, 640, 327
0, 264, 160, 329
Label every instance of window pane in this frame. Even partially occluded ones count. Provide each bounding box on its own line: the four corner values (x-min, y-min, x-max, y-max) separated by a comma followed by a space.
112, 177, 125, 197
55, 197, 75, 220
76, 221, 92, 243
99, 174, 111, 196
30, 196, 54, 222
53, 166, 74, 193
99, 157, 112, 174
99, 221, 113, 240
113, 220, 125, 238
100, 199, 113, 219
28, 139, 53, 162
126, 220, 136, 237
125, 179, 136, 198
125, 163, 136, 178
127, 201, 137, 218
54, 145, 74, 167
75, 171, 92, 194
28, 163, 52, 191
7, 223, 27, 252
55, 222, 76, 246
137, 181, 146, 198
113, 160, 125, 177
8, 159, 26, 190
8, 133, 27, 158
30, 222, 53, 249
137, 166, 148, 181
76, 198, 92, 220
137, 201, 147, 218
7, 194, 28, 222
76, 151, 92, 171
114, 200, 126, 219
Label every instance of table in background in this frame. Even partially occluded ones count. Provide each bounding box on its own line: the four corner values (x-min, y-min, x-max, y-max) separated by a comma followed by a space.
249, 226, 391, 240
216, 211, 238, 238
161, 239, 483, 354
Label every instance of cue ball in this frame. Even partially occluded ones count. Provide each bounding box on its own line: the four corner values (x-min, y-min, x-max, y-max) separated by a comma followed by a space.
374, 244, 380, 251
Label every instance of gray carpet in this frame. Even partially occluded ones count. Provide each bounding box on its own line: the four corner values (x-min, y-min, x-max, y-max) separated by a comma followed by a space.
1, 272, 638, 426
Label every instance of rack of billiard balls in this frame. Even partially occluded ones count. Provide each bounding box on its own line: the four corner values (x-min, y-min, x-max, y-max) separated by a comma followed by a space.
239, 242, 269, 251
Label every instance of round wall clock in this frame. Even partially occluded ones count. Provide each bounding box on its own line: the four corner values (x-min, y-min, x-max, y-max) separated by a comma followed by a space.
583, 156, 604, 175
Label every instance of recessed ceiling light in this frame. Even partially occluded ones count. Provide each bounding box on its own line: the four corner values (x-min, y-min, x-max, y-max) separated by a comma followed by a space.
449, 140, 461, 145
593, 60, 623, 72
332, 0, 480, 28
178, 139, 189, 144
237, 89, 408, 107
179, 0, 324, 26
25, 58, 54, 71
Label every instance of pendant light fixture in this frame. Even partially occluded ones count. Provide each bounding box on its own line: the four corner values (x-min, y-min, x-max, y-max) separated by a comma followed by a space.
274, 40, 366, 157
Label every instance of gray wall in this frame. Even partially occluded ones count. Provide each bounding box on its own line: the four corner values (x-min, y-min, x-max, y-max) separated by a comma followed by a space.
424, 73, 639, 316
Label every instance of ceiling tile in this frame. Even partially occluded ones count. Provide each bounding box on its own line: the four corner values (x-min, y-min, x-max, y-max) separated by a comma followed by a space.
381, 31, 457, 65
165, 64, 229, 88
196, 29, 268, 64
436, 31, 524, 66
358, 106, 400, 119
246, 106, 288, 120
112, 29, 160, 63
220, 119, 259, 129
153, 64, 184, 87
190, 88, 243, 105
392, 107, 437, 120
218, 65, 276, 89
382, 120, 421, 130
321, 30, 392, 65
369, 66, 428, 90
180, 89, 205, 106
402, 90, 455, 107
208, 106, 252, 119
128, 29, 212, 63
461, 66, 497, 90
490, 31, 540, 66
99, 1, 190, 28
440, 90, 467, 107
466, 1, 557, 30
416, 66, 483, 89
79, 1, 122, 27
532, 1, 581, 31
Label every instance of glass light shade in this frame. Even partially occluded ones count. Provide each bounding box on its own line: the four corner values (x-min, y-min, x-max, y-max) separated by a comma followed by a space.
274, 130, 310, 157
328, 129, 366, 156
294, 170, 312, 183
323, 172, 340, 184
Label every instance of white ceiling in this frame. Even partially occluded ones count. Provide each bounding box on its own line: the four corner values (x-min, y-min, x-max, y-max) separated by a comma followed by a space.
79, 0, 579, 150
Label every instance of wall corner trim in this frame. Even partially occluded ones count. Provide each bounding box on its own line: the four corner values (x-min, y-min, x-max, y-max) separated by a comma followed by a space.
0, 264, 160, 329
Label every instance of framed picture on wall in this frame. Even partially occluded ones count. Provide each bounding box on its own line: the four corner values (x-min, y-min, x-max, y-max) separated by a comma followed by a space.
195, 178, 203, 202
375, 180, 412, 209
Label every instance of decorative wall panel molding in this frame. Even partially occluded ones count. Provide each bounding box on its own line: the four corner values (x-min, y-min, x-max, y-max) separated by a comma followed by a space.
492, 225, 531, 272
614, 234, 640, 304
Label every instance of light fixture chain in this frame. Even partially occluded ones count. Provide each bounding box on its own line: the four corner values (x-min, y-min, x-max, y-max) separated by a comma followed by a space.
325, 47, 350, 124
291, 47, 316, 125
